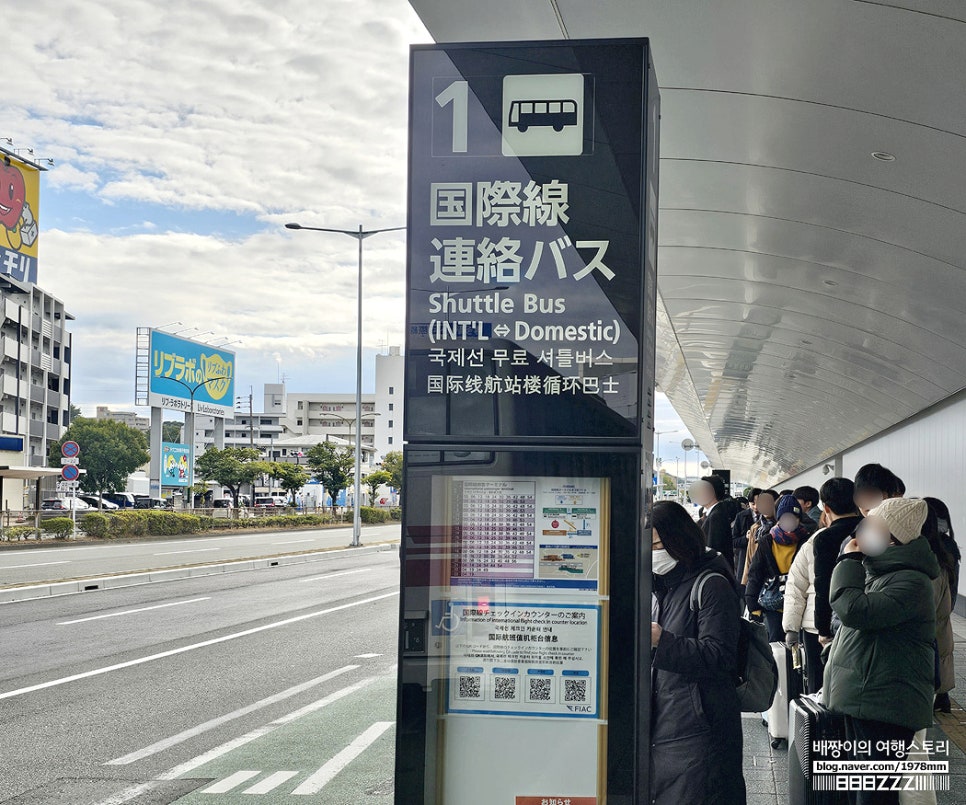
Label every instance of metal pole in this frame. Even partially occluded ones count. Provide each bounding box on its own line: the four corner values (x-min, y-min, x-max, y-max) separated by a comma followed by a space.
351, 225, 363, 547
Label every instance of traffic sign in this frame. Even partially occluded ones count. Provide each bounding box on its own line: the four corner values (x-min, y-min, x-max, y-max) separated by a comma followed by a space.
56, 481, 79, 492
60, 457, 80, 465
61, 440, 80, 458
61, 464, 80, 482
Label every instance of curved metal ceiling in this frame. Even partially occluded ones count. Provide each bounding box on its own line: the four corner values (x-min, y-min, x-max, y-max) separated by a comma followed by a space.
408, 0, 966, 484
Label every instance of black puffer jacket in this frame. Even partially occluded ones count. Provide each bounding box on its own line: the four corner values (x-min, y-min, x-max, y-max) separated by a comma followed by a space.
651, 549, 746, 804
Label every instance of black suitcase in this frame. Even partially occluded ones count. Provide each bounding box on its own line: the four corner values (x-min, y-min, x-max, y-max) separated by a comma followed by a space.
788, 696, 849, 805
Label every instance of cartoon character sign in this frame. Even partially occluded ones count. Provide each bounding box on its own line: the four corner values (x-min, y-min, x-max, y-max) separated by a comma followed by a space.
0, 157, 40, 284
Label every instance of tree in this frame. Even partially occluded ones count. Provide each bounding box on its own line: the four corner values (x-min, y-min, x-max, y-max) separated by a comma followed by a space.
270, 462, 309, 506
381, 450, 403, 495
194, 447, 267, 508
161, 420, 183, 443
364, 470, 391, 506
68, 403, 83, 424
48, 419, 150, 498
306, 441, 354, 515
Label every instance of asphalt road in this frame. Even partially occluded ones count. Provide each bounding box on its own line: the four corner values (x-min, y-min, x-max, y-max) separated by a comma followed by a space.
0, 547, 401, 804
0, 524, 401, 588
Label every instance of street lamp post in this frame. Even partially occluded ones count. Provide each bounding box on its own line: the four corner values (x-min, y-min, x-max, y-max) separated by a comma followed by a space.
285, 221, 404, 547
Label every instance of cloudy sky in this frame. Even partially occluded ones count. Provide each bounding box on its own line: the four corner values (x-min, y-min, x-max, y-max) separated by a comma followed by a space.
9, 0, 702, 474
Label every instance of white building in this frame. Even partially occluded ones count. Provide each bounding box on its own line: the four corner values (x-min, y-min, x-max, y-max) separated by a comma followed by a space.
96, 405, 149, 432
0, 275, 73, 470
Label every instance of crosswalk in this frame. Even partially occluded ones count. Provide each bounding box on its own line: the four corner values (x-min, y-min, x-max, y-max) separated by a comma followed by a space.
198, 721, 394, 796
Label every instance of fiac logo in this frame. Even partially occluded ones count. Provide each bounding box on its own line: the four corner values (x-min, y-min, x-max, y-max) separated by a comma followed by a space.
200, 353, 232, 400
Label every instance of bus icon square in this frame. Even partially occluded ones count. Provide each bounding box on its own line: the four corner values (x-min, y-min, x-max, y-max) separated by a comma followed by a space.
502, 73, 585, 157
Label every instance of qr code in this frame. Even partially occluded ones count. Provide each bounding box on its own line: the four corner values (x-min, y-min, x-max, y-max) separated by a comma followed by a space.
564, 678, 589, 703
493, 676, 517, 701
528, 678, 552, 701
457, 675, 483, 700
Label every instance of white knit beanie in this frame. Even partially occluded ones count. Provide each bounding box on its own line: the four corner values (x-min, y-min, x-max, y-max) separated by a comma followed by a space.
868, 498, 927, 544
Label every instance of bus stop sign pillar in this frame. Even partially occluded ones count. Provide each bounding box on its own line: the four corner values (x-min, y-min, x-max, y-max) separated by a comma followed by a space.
397, 39, 659, 804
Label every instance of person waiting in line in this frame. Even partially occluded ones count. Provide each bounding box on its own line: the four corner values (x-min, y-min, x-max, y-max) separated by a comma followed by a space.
924, 497, 960, 612
824, 498, 939, 805
741, 489, 779, 587
811, 478, 863, 650
853, 463, 904, 517
746, 495, 812, 643
782, 521, 824, 694
732, 487, 761, 576
649, 500, 745, 805
922, 504, 957, 714
793, 485, 822, 530
692, 475, 738, 570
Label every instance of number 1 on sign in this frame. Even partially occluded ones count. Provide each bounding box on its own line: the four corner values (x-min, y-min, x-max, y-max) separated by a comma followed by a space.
435, 80, 468, 153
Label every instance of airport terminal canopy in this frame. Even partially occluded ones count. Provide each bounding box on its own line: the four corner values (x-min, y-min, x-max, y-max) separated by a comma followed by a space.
408, 0, 966, 485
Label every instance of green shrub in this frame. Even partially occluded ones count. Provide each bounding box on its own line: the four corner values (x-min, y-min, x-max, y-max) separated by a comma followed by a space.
80, 513, 109, 538
107, 511, 147, 538
360, 506, 389, 524
389, 507, 402, 521
42, 517, 75, 539
4, 525, 36, 541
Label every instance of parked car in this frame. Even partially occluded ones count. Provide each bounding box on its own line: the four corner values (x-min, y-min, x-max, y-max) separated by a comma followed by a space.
253, 497, 278, 509
212, 499, 233, 508
77, 495, 120, 510
133, 495, 166, 509
41, 497, 92, 511
103, 492, 137, 508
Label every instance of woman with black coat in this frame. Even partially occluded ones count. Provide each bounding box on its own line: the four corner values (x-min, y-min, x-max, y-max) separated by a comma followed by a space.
650, 500, 746, 805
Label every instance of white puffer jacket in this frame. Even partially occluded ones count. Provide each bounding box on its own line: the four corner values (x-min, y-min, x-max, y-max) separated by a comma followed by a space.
781, 535, 818, 634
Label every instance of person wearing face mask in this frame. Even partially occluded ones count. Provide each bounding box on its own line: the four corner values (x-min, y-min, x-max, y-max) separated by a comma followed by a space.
924, 497, 960, 612
823, 498, 939, 805
741, 489, 779, 587
649, 500, 745, 805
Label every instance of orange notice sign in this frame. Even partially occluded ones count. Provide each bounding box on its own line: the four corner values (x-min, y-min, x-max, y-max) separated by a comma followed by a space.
516, 798, 596, 805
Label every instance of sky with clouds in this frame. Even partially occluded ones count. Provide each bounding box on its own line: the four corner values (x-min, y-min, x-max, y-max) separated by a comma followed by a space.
8, 0, 702, 473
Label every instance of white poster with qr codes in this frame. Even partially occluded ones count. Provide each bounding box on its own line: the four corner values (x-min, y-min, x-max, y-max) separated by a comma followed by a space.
445, 601, 600, 718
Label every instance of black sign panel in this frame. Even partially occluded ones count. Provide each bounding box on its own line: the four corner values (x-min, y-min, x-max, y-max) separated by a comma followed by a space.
406, 40, 658, 445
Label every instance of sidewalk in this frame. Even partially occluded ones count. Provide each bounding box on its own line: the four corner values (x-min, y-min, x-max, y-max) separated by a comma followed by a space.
743, 612, 966, 804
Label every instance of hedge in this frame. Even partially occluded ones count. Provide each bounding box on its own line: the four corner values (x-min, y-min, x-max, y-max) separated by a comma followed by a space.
80, 512, 109, 538
360, 506, 389, 523
42, 517, 75, 539
3, 525, 36, 541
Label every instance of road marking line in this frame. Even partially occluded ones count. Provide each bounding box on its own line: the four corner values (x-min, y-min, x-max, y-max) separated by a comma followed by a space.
273, 539, 315, 545
0, 591, 398, 701
243, 770, 299, 794
105, 665, 359, 765
58, 597, 211, 626
154, 548, 222, 555
298, 568, 372, 583
0, 560, 71, 569
291, 721, 394, 795
354, 653, 383, 658
201, 770, 261, 794
93, 678, 378, 804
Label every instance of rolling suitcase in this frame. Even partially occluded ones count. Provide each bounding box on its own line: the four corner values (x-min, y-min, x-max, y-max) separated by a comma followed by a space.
788, 695, 849, 805
764, 642, 802, 748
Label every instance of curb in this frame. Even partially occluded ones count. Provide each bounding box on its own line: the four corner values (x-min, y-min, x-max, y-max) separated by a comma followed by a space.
0, 541, 400, 605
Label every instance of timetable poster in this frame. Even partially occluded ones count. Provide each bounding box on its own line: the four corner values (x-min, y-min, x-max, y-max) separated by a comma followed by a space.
449, 476, 602, 591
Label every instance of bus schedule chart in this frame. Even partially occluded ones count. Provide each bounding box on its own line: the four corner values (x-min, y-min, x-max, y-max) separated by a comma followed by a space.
450, 480, 536, 582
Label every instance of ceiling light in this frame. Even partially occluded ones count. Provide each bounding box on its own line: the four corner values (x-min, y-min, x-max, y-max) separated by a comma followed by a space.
871, 151, 896, 162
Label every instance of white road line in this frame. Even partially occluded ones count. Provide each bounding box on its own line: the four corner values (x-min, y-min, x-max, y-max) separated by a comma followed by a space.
298, 568, 372, 583
0, 560, 71, 569
243, 771, 299, 794
58, 597, 211, 626
0, 591, 398, 701
153, 548, 222, 555
273, 539, 315, 545
105, 665, 359, 765
94, 678, 377, 805
291, 721, 394, 795
201, 770, 260, 794
354, 653, 383, 659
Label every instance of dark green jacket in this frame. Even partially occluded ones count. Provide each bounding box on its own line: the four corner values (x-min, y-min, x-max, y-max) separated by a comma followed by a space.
823, 538, 939, 731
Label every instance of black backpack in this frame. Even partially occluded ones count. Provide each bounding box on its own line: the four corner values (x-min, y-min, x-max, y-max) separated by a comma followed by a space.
690, 570, 779, 712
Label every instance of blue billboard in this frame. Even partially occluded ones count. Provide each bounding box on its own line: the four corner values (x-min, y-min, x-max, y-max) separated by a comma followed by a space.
149, 329, 236, 417
161, 442, 191, 487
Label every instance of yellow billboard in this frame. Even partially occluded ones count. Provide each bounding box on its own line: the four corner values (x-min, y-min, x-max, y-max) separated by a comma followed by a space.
0, 155, 40, 284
